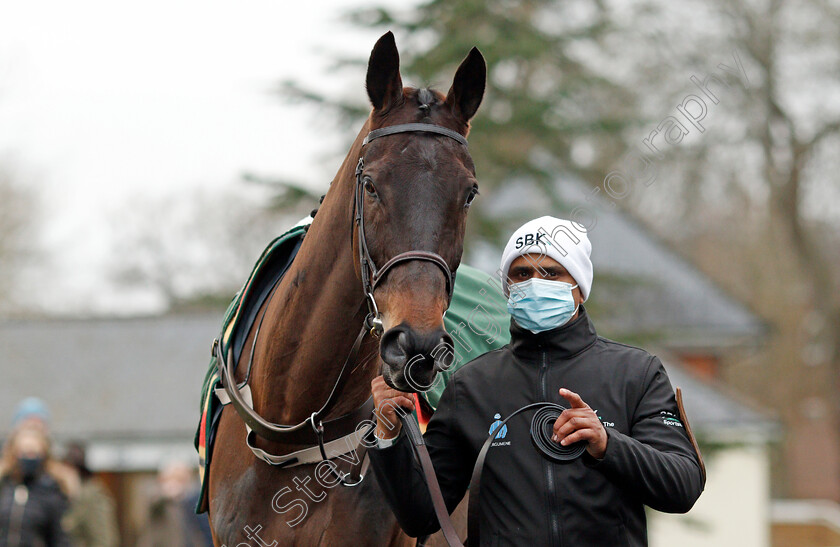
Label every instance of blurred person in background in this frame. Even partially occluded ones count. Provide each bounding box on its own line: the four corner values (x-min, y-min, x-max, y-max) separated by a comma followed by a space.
61, 442, 118, 547
135, 461, 211, 547
7, 398, 77, 500
10, 399, 51, 436
0, 425, 71, 547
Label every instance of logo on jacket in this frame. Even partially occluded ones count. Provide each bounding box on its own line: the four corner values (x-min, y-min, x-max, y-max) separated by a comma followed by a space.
660, 410, 684, 427
593, 409, 615, 428
489, 413, 508, 439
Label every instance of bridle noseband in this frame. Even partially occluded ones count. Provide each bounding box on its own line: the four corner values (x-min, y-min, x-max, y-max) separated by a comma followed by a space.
354, 122, 468, 335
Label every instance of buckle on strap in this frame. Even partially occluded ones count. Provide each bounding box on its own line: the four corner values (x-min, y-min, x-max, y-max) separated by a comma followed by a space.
341, 472, 365, 488
365, 314, 384, 338
364, 292, 384, 337
308, 411, 327, 452
310, 412, 324, 434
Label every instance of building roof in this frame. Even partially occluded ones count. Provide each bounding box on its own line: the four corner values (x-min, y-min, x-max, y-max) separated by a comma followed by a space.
1, 312, 777, 456
1, 314, 215, 443
479, 176, 767, 350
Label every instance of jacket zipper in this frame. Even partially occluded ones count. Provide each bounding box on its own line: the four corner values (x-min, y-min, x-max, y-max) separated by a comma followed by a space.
540, 351, 561, 547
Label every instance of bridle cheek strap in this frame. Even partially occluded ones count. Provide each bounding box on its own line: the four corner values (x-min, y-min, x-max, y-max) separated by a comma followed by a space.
355, 123, 468, 333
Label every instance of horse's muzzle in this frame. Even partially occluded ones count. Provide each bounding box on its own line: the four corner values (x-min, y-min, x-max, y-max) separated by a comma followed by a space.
379, 323, 454, 393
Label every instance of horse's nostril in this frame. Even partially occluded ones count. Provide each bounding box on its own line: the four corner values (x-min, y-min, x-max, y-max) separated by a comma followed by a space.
380, 326, 410, 367
397, 331, 410, 353
380, 324, 454, 375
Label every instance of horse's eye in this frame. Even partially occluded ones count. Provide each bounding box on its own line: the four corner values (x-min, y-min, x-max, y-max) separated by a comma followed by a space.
363, 178, 377, 197
465, 185, 479, 209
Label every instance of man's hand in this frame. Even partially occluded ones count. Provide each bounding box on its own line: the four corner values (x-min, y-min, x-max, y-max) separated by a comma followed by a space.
552, 388, 608, 459
371, 375, 415, 440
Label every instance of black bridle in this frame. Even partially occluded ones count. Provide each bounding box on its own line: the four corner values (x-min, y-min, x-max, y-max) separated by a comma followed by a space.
217, 123, 469, 484
354, 123, 467, 335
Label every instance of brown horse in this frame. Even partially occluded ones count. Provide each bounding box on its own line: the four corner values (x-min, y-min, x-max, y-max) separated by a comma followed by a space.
207, 32, 486, 546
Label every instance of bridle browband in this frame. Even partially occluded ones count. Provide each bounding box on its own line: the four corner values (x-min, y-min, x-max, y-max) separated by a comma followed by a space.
355, 123, 467, 335
363, 122, 468, 146
216, 123, 469, 484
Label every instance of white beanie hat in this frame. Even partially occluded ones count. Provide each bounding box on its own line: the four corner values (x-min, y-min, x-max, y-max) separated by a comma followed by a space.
499, 216, 593, 301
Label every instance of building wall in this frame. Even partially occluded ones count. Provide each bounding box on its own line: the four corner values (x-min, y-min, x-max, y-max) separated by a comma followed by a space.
772, 522, 840, 547
649, 444, 770, 547
786, 412, 840, 501
90, 470, 158, 546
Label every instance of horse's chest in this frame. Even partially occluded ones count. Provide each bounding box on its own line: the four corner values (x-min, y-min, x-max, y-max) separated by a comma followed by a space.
212, 462, 402, 546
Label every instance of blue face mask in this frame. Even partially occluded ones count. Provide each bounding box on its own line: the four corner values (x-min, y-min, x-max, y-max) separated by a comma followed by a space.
507, 278, 579, 333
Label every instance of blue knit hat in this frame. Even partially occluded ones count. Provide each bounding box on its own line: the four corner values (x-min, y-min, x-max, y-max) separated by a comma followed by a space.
12, 397, 51, 427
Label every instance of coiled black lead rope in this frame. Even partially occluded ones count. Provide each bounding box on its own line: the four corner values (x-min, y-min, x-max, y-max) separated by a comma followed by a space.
529, 403, 588, 463
399, 402, 588, 547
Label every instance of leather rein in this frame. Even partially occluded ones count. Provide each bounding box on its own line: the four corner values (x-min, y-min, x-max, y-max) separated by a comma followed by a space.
216, 123, 468, 485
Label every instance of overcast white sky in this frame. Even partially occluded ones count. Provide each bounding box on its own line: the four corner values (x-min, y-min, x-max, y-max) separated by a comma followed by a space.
0, 1, 409, 314
3, 2, 837, 315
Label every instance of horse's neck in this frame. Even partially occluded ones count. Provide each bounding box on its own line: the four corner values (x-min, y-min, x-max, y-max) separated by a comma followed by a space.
249, 129, 378, 426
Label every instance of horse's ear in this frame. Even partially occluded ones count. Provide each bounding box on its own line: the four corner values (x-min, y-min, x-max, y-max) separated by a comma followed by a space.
446, 47, 486, 122
366, 31, 403, 111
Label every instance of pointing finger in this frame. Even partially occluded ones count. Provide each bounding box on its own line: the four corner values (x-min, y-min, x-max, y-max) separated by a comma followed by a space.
559, 388, 590, 409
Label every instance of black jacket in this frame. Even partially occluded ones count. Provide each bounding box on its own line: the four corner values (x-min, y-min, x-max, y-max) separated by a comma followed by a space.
0, 472, 70, 547
369, 307, 705, 547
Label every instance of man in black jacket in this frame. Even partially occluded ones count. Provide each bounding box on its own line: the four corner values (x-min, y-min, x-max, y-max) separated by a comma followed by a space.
369, 216, 705, 546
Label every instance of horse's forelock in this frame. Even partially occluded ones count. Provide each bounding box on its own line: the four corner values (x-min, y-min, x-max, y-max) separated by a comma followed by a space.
374, 87, 462, 130
416, 88, 437, 109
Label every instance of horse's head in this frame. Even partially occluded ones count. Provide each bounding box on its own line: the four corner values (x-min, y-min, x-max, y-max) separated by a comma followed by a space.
353, 32, 486, 392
